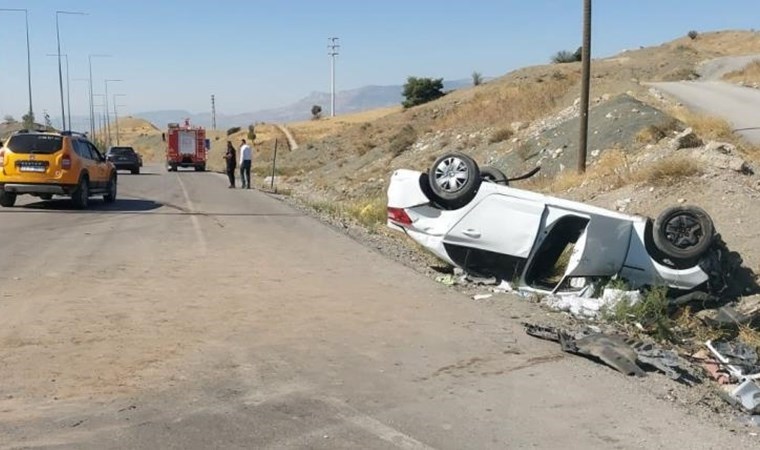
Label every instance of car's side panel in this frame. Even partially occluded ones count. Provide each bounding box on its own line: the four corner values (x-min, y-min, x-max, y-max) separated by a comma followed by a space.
444, 194, 544, 258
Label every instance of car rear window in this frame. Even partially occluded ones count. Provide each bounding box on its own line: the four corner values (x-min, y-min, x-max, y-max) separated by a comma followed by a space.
109, 147, 135, 155
6, 134, 63, 154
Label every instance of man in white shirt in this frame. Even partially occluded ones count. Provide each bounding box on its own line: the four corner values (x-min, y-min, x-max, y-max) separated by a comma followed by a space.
239, 139, 253, 189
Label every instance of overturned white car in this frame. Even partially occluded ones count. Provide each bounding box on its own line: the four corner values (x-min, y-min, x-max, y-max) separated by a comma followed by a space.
387, 152, 723, 295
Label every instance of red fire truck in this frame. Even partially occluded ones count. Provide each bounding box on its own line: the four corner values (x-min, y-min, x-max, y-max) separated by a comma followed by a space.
164, 119, 207, 172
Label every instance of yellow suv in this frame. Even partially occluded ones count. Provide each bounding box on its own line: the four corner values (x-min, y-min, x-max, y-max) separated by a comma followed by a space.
0, 130, 117, 209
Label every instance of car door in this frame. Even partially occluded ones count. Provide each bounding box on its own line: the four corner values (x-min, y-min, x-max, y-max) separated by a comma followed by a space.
87, 142, 108, 186
444, 194, 545, 258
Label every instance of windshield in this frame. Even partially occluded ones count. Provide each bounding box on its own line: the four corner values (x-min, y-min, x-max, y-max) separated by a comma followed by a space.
6, 134, 63, 154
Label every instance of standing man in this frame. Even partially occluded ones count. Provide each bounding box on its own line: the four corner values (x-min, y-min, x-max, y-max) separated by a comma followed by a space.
239, 138, 252, 189
224, 141, 237, 188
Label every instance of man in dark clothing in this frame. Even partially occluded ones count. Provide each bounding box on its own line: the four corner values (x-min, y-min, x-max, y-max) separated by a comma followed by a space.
224, 141, 237, 188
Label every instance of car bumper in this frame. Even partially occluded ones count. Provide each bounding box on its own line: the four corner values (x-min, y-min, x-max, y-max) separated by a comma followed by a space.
1, 183, 75, 195
111, 162, 139, 170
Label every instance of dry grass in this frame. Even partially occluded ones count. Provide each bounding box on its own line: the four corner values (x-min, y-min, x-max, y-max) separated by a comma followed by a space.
674, 112, 735, 142
489, 128, 514, 144
527, 149, 701, 194
437, 72, 579, 130
723, 60, 760, 84
635, 119, 681, 144
306, 195, 387, 229
287, 107, 400, 143
630, 155, 702, 186
389, 125, 417, 157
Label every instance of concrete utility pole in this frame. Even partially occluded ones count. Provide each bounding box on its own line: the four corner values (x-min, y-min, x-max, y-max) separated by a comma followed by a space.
577, 0, 592, 174
113, 94, 126, 146
328, 37, 340, 117
47, 54, 71, 130
104, 79, 122, 147
211, 94, 216, 130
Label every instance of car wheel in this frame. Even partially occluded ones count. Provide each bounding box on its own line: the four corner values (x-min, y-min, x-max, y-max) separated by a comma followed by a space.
71, 177, 90, 209
104, 175, 117, 203
0, 192, 17, 207
481, 166, 509, 185
428, 152, 481, 209
39, 194, 53, 201
131, 167, 140, 175
653, 206, 714, 261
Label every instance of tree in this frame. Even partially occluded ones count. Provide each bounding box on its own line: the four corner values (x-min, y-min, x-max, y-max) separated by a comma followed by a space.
311, 104, 322, 120
552, 49, 582, 64
472, 71, 484, 86
3, 115, 16, 124
402, 77, 445, 109
688, 30, 699, 40
247, 124, 256, 142
22, 112, 35, 129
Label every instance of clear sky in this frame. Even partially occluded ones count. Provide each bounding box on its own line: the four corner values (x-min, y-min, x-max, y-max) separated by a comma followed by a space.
0, 0, 757, 121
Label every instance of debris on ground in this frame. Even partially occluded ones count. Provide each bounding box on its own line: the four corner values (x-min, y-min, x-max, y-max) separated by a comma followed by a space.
524, 323, 697, 381
542, 288, 642, 318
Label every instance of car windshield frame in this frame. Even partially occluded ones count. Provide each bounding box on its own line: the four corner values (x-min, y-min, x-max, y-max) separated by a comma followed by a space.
6, 134, 64, 154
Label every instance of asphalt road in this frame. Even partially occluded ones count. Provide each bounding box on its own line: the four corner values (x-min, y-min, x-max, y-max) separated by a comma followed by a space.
653, 80, 760, 144
0, 167, 753, 449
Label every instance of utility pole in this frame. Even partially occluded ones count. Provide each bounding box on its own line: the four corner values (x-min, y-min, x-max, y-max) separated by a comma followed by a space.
211, 94, 216, 130
328, 37, 340, 117
47, 54, 71, 131
56, 11, 86, 130
88, 54, 110, 137
104, 79, 121, 147
577, 0, 592, 174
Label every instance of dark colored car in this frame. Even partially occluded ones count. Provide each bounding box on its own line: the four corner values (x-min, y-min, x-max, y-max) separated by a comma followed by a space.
106, 146, 140, 174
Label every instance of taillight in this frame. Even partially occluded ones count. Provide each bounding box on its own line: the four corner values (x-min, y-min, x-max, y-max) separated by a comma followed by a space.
387, 207, 413, 227
61, 154, 72, 170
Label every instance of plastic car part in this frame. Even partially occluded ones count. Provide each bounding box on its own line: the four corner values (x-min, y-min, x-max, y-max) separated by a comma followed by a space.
480, 166, 508, 185
653, 205, 714, 261
427, 152, 481, 210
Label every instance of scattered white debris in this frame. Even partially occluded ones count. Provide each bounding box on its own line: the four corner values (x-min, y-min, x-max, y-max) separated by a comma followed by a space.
543, 288, 641, 319
473, 294, 493, 301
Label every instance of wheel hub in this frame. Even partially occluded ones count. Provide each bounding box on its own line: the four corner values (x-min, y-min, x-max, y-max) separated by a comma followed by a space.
664, 214, 702, 249
434, 157, 469, 193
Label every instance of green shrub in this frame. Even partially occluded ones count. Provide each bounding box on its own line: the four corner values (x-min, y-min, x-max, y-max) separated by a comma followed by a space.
227, 126, 241, 136
687, 30, 699, 40
552, 49, 582, 64
402, 77, 445, 108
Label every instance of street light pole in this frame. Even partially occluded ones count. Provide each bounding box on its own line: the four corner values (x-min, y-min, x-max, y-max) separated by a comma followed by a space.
113, 94, 126, 146
104, 79, 122, 147
0, 8, 34, 126
88, 54, 110, 138
47, 54, 72, 130
56, 11, 86, 130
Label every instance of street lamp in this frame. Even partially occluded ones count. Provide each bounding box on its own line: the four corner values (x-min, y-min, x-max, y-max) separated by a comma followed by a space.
88, 54, 110, 137
92, 93, 106, 145
46, 54, 71, 131
104, 79, 122, 146
56, 10, 86, 130
72, 78, 90, 135
0, 8, 33, 127
112, 94, 126, 146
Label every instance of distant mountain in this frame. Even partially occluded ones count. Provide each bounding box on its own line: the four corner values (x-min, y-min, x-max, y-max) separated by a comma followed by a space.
135, 79, 473, 128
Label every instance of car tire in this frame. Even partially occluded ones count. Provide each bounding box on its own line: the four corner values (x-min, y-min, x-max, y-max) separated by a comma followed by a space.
131, 167, 140, 175
427, 152, 481, 210
481, 166, 509, 185
653, 205, 714, 261
71, 177, 90, 210
104, 175, 117, 203
0, 192, 17, 207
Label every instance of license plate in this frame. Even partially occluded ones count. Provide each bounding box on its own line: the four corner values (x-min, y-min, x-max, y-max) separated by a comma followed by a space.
19, 166, 45, 173
118, 157, 128, 161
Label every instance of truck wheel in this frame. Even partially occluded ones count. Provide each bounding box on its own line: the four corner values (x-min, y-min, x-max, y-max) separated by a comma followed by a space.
195, 164, 206, 172
0, 192, 17, 207
653, 206, 714, 261
427, 152, 481, 210
71, 177, 90, 209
